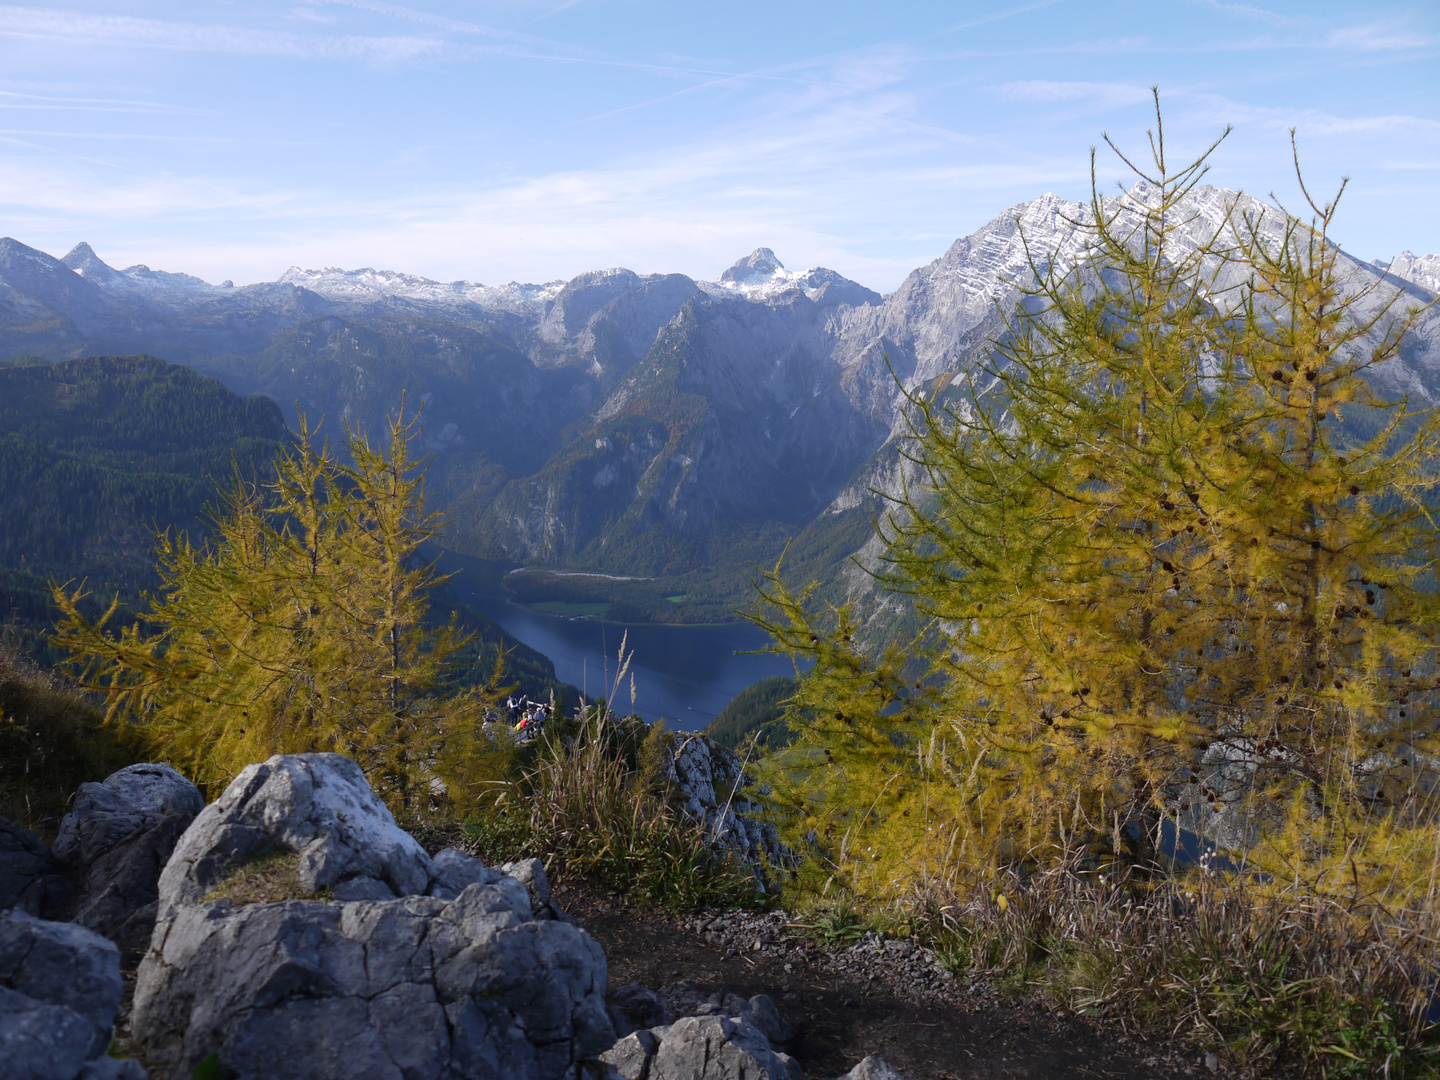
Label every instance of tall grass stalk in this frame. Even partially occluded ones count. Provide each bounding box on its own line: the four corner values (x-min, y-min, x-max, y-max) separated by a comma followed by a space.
464, 633, 766, 910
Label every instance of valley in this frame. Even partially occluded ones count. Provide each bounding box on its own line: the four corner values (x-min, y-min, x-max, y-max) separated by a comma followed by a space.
7, 186, 1433, 642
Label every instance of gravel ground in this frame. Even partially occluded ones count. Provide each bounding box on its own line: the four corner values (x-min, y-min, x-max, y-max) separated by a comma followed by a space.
558, 884, 1223, 1080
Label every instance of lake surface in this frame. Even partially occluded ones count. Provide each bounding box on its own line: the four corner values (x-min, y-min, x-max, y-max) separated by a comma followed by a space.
446, 560, 799, 730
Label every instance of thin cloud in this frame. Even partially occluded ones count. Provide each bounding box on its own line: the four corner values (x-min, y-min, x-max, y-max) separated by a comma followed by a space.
0, 88, 209, 115
988, 81, 1153, 108
1183, 93, 1440, 137
1321, 22, 1438, 52
0, 7, 444, 63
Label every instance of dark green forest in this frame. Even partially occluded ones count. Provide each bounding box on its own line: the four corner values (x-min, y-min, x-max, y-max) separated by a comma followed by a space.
0, 355, 571, 702
0, 356, 288, 651
705, 675, 799, 750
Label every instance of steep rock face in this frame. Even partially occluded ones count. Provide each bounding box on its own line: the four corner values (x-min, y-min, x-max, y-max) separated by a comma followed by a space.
1387, 251, 1440, 295
667, 734, 790, 884
483, 287, 886, 564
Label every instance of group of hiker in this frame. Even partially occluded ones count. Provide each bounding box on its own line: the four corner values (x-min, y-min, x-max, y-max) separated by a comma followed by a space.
483, 695, 552, 743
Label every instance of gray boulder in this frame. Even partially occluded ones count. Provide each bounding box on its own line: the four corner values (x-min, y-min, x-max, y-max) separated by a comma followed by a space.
0, 817, 72, 918
55, 764, 204, 965
131, 881, 614, 1080
429, 846, 502, 897
609, 981, 669, 1037
648, 1015, 801, 1080
154, 753, 434, 916
600, 1028, 660, 1080
56, 764, 204, 868
152, 753, 550, 916
654, 983, 791, 1046
603, 982, 805, 1080
830, 1057, 906, 1080
0, 908, 136, 1080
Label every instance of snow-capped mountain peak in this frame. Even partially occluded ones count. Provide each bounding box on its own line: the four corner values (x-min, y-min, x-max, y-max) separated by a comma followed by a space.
703, 248, 881, 306
276, 265, 566, 313
1386, 251, 1440, 295
719, 247, 786, 285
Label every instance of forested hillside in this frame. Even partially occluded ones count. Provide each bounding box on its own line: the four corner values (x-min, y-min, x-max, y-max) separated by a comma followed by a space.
0, 356, 288, 650
0, 355, 570, 702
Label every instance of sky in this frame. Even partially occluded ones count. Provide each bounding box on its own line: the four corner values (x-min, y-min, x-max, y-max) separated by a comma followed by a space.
1, 1, 1436, 292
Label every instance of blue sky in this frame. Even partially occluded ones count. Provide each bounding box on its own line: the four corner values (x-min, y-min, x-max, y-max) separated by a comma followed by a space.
1, 1, 1436, 290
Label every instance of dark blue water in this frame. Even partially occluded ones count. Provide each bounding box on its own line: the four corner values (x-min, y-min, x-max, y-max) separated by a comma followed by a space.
441, 557, 798, 730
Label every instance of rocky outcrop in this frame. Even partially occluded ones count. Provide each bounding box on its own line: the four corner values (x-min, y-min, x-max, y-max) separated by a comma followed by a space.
132, 884, 613, 1080
604, 973, 914, 1080
600, 980, 832, 1080
155, 753, 441, 915
133, 752, 608, 1079
831, 1058, 905, 1080
667, 736, 790, 885
56, 764, 204, 965
0, 817, 72, 919
0, 907, 146, 1080
649, 1015, 802, 1080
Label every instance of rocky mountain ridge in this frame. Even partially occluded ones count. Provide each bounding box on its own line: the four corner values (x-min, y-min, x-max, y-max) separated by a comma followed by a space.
2, 186, 1437, 619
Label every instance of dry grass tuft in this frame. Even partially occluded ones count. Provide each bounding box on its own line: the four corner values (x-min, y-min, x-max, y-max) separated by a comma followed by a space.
204, 851, 332, 905
462, 707, 768, 911
0, 633, 147, 838
893, 863, 1440, 1077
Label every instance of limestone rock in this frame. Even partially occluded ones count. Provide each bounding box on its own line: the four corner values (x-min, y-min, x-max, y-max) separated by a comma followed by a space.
54, 764, 204, 965
655, 982, 792, 1046
833, 1057, 906, 1080
599, 1028, 659, 1080
498, 856, 574, 922
55, 764, 204, 868
648, 1014, 801, 1080
132, 880, 613, 1080
427, 846, 501, 898
0, 817, 72, 918
609, 981, 669, 1037
155, 753, 434, 917
666, 737, 791, 884
0, 908, 133, 1080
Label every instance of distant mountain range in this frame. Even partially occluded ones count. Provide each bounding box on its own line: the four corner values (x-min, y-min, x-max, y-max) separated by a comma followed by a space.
2, 185, 1436, 624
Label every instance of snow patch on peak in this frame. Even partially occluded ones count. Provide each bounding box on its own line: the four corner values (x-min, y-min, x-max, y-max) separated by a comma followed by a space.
275, 265, 566, 313
720, 247, 785, 285
702, 248, 880, 307
62, 242, 119, 282
1388, 251, 1440, 295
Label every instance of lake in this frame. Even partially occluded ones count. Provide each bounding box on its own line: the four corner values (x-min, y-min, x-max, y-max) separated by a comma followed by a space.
439, 554, 800, 731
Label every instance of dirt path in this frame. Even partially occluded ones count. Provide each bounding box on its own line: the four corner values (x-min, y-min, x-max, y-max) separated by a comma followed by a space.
557, 882, 1209, 1080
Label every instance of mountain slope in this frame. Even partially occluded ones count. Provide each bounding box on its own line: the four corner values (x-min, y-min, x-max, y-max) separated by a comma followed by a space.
0, 195, 1435, 625
0, 356, 287, 640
